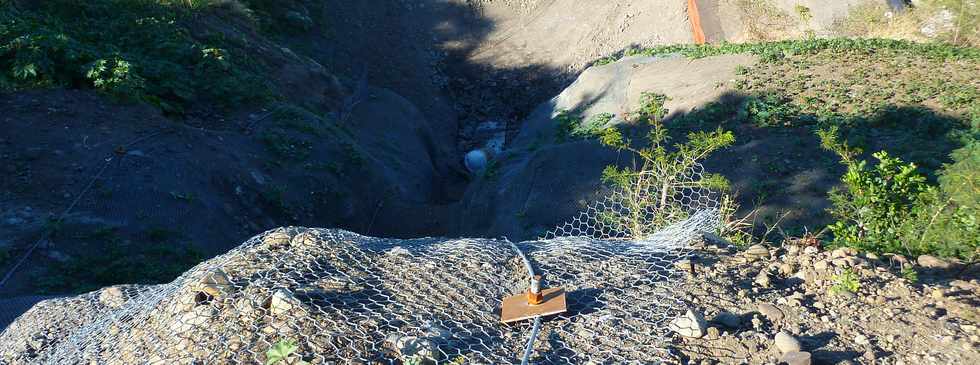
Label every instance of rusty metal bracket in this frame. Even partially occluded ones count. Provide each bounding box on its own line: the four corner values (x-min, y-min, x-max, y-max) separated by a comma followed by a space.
500, 275, 567, 324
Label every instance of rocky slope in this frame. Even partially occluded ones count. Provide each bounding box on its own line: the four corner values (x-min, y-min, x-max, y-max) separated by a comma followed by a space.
670, 238, 980, 364
0, 226, 702, 364
3, 227, 976, 364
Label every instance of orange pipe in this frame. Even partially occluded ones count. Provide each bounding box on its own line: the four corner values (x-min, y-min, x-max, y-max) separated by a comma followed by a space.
688, 0, 706, 44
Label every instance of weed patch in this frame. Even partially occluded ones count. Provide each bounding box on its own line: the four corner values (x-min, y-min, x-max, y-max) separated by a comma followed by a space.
829, 268, 860, 295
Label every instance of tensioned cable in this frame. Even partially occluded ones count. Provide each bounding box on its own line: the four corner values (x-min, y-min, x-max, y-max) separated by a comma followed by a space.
0, 132, 163, 290
506, 238, 542, 365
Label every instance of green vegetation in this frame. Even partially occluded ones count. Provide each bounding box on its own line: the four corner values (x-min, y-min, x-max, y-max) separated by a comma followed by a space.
829, 268, 860, 295
598, 38, 979, 261
554, 110, 615, 142
35, 227, 202, 294
598, 92, 735, 238
0, 0, 274, 114
901, 266, 919, 283
265, 339, 301, 365
0, 244, 11, 267
820, 128, 978, 261
624, 38, 980, 63
262, 131, 313, 162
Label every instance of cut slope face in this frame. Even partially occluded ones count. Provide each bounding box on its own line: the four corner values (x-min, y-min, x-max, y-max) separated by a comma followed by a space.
0, 224, 709, 364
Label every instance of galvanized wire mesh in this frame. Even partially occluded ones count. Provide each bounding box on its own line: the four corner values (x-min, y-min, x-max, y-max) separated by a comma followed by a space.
0, 162, 719, 364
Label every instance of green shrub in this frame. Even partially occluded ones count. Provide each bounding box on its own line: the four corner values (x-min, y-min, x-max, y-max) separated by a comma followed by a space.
826, 150, 932, 253
0, 0, 271, 114
915, 142, 980, 259
820, 127, 978, 261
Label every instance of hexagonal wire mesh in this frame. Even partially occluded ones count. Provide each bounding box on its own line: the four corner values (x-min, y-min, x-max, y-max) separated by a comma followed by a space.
0, 163, 719, 364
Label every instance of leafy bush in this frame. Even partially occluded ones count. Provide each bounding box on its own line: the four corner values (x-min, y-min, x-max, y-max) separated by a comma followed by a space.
0, 0, 271, 114
826, 150, 932, 253
820, 127, 978, 261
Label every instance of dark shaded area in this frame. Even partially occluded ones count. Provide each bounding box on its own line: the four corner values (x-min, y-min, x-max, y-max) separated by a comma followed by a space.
0, 0, 582, 305
458, 82, 973, 244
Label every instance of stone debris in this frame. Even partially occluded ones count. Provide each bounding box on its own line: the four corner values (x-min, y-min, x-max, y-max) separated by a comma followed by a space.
387, 334, 436, 362
743, 244, 771, 262
670, 309, 708, 338
669, 237, 980, 364
98, 287, 126, 308
780, 351, 812, 365
755, 271, 772, 288
268, 288, 300, 316
774, 330, 802, 354
758, 303, 784, 322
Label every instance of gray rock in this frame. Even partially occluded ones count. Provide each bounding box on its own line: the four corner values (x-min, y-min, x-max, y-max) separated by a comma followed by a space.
917, 255, 954, 270
780, 351, 812, 365
388, 335, 436, 362
98, 286, 126, 308
388, 246, 411, 256
269, 289, 300, 315
173, 306, 216, 333
744, 245, 771, 261
3, 217, 24, 226
197, 269, 234, 299
706, 326, 720, 340
755, 271, 771, 288
779, 263, 796, 276
713, 311, 741, 328
261, 230, 292, 248
854, 334, 870, 345
792, 269, 816, 283
45, 250, 71, 263
831, 247, 857, 258
674, 259, 694, 272
813, 260, 830, 271
670, 309, 708, 338
423, 321, 450, 340
774, 331, 802, 354
758, 303, 784, 322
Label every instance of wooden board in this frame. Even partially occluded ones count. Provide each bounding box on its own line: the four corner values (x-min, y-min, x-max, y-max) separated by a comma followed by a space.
500, 288, 567, 324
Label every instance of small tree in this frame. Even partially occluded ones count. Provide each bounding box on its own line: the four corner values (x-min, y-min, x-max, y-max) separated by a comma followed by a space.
598, 92, 734, 238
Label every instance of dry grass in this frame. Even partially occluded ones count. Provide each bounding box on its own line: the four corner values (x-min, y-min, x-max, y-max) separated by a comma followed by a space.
833, 1, 980, 47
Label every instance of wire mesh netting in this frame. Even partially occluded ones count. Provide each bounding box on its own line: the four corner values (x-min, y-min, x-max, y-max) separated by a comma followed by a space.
0, 162, 719, 364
